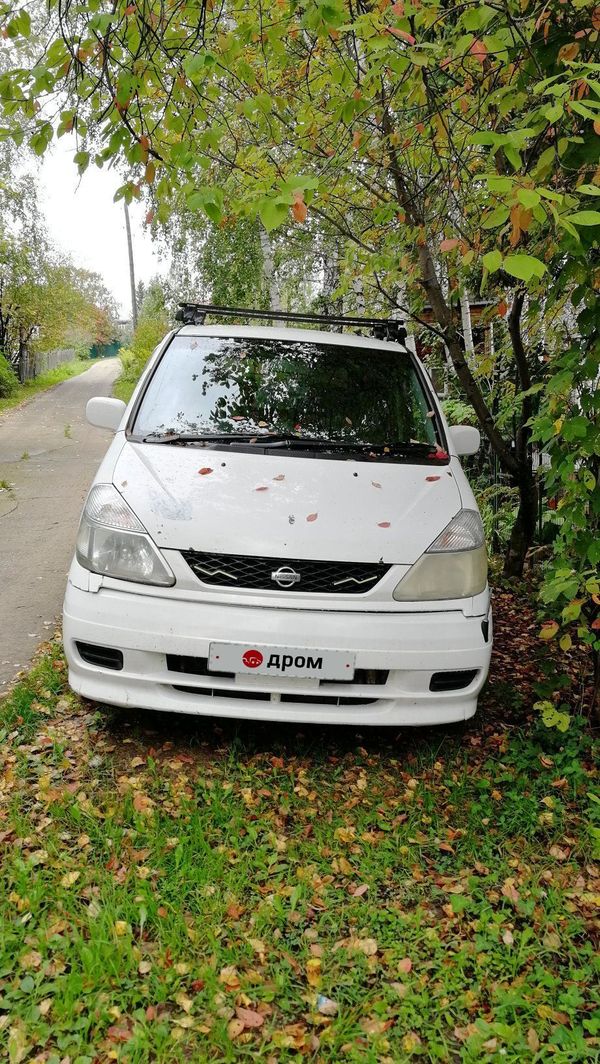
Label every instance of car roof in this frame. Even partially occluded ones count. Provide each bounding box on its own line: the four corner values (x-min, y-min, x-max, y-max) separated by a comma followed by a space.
176, 323, 411, 353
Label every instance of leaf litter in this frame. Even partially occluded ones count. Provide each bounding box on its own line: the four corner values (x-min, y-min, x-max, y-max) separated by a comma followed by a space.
0, 586, 597, 1061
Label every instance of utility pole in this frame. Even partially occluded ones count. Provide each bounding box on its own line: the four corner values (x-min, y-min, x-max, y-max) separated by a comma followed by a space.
124, 201, 138, 330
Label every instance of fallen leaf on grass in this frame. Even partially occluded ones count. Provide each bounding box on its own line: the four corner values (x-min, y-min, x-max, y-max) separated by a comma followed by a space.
316, 994, 338, 1016
60, 870, 80, 888
227, 1017, 245, 1040
107, 1024, 133, 1043
501, 878, 520, 904
219, 965, 241, 990
175, 991, 193, 1014
235, 1006, 265, 1028
527, 1028, 540, 1052
549, 844, 570, 861
306, 957, 322, 986
19, 950, 42, 970
397, 957, 412, 973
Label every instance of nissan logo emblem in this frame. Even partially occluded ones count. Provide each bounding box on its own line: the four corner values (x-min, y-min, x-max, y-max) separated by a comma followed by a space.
271, 566, 301, 589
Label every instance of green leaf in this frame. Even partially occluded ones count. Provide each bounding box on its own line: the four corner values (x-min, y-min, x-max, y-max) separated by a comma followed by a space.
517, 189, 541, 209
481, 206, 510, 229
259, 198, 289, 232
503, 254, 547, 282
576, 184, 600, 196
564, 211, 600, 226
482, 249, 503, 272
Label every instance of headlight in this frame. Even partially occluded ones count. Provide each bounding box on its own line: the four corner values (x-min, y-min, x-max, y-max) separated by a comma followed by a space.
393, 510, 487, 601
76, 484, 175, 587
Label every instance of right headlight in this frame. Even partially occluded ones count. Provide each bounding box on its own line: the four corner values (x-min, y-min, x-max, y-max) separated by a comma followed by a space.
393, 510, 487, 601
76, 484, 175, 587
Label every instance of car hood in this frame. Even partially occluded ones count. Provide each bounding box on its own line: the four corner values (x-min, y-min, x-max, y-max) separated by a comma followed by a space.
112, 441, 464, 564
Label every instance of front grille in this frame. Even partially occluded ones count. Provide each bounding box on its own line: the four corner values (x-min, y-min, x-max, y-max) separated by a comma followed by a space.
181, 551, 390, 595
167, 655, 389, 688
167, 655, 385, 707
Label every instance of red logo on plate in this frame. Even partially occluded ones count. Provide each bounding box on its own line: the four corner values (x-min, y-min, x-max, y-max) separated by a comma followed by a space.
242, 649, 264, 669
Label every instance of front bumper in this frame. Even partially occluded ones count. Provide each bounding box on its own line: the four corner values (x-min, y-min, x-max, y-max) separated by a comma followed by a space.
63, 582, 493, 726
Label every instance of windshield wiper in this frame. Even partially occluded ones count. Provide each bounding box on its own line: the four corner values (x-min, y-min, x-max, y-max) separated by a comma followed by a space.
140, 432, 443, 458
259, 437, 438, 456
142, 431, 263, 444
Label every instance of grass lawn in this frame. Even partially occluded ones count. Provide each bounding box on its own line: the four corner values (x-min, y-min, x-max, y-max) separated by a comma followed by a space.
0, 360, 92, 417
0, 588, 598, 1062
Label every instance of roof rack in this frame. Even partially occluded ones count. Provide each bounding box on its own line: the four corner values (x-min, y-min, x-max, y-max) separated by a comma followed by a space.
174, 302, 407, 343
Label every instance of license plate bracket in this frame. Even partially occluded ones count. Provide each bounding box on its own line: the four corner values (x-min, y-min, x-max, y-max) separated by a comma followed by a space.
208, 642, 355, 680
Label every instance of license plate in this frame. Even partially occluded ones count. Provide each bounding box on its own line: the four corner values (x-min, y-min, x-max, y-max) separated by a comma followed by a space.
208, 642, 355, 680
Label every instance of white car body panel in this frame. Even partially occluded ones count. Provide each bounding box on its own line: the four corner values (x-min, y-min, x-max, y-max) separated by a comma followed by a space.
63, 323, 493, 725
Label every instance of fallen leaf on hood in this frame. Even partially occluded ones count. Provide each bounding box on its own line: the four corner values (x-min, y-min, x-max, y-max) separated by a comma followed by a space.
198, 467, 213, 475
426, 475, 441, 482
306, 512, 318, 522
273, 474, 285, 481
377, 521, 391, 528
255, 486, 269, 492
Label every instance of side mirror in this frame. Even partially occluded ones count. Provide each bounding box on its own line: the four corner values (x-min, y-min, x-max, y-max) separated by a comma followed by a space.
449, 425, 480, 456
86, 397, 126, 432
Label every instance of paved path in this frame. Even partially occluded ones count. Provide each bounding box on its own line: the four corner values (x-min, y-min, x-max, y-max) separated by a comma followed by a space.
0, 359, 121, 692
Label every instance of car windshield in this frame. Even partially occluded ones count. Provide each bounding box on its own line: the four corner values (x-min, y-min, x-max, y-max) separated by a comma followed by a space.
132, 335, 440, 449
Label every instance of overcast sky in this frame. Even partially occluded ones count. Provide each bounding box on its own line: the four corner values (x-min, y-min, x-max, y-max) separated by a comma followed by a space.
37, 134, 168, 318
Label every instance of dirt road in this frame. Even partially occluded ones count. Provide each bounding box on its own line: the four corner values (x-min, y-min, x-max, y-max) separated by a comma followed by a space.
0, 359, 120, 691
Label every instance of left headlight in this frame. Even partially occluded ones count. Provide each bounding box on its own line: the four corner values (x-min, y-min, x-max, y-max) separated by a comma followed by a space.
76, 484, 175, 587
393, 509, 487, 601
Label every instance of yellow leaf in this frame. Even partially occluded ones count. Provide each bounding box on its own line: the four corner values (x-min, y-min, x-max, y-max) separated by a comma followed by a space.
114, 921, 129, 937
559, 633, 572, 652
539, 621, 559, 640
306, 958, 322, 987
175, 992, 193, 1014
60, 870, 80, 888
227, 1018, 245, 1040
19, 950, 42, 970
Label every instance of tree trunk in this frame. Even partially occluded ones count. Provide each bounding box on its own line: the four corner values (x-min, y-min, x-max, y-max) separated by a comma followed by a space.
259, 225, 282, 312
504, 470, 538, 577
124, 201, 138, 330
459, 287, 475, 367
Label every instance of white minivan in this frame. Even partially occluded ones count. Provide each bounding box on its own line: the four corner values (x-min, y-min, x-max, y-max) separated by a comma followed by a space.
63, 305, 492, 726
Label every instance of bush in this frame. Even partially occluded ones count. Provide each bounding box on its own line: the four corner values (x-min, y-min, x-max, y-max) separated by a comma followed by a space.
0, 353, 18, 398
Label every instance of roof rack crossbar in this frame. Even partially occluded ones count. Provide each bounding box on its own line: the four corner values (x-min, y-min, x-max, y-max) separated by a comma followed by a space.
174, 302, 407, 343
